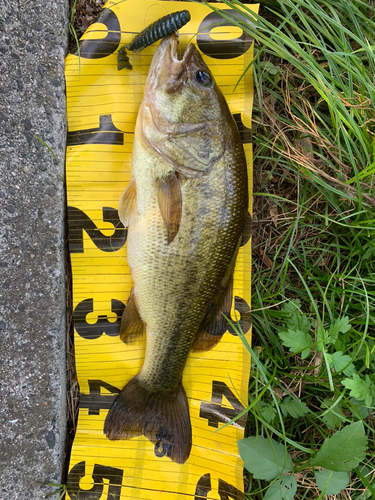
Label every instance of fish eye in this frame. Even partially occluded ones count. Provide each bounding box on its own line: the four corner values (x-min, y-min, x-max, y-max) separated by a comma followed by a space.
196, 71, 212, 87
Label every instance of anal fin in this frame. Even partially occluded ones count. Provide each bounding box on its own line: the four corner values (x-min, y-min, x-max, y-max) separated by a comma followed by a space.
120, 287, 144, 343
157, 172, 182, 244
119, 177, 136, 227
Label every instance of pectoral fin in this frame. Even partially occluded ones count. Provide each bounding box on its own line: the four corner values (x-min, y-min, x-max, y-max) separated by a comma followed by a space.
157, 172, 182, 244
118, 177, 137, 227
192, 273, 233, 352
120, 287, 144, 343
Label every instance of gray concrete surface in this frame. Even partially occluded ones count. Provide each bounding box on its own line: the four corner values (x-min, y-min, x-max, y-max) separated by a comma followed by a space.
0, 1, 68, 498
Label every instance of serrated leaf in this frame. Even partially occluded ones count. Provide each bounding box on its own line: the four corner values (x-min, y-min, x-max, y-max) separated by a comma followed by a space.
316, 326, 331, 351
280, 397, 309, 418
282, 299, 302, 316
329, 316, 351, 343
342, 374, 373, 406
331, 351, 355, 376
259, 401, 277, 423
315, 469, 349, 495
334, 338, 346, 351
260, 61, 279, 75
282, 300, 311, 334
350, 398, 373, 420
238, 436, 293, 480
321, 399, 346, 429
264, 475, 297, 500
311, 421, 367, 471
278, 329, 313, 358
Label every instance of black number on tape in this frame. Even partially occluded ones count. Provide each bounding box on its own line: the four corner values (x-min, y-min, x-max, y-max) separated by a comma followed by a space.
195, 473, 212, 499
71, 9, 121, 59
195, 474, 244, 500
73, 298, 125, 339
67, 114, 124, 146
197, 10, 253, 60
228, 296, 251, 335
67, 461, 123, 500
68, 206, 126, 254
233, 113, 252, 144
219, 479, 244, 500
200, 380, 246, 429
80, 380, 120, 415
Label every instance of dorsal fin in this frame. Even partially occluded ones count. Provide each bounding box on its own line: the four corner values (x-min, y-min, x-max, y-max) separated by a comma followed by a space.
157, 172, 182, 244
118, 177, 137, 227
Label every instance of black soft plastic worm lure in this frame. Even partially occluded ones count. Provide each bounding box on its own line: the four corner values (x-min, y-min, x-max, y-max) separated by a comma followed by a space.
118, 10, 191, 70
128, 10, 191, 52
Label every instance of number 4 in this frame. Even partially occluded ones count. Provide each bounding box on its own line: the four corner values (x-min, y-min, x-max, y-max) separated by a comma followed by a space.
200, 381, 247, 429
195, 473, 244, 500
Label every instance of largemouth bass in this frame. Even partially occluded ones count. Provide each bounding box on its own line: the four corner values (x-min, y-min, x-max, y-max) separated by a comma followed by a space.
104, 33, 248, 464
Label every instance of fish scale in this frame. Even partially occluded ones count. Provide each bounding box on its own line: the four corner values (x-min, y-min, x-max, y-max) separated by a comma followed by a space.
131, 173, 242, 390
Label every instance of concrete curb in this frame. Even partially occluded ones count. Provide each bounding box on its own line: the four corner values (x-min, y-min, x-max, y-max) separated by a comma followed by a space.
0, 1, 68, 498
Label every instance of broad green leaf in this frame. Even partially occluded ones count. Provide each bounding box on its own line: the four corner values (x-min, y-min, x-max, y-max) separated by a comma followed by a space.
282, 300, 311, 334
321, 399, 346, 429
331, 351, 355, 376
264, 475, 297, 500
311, 421, 367, 471
280, 397, 309, 418
238, 436, 293, 480
328, 316, 351, 343
342, 374, 374, 406
278, 329, 313, 359
315, 470, 349, 495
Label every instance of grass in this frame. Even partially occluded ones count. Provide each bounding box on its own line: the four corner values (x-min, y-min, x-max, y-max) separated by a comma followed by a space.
66, 0, 375, 498
206, 0, 375, 497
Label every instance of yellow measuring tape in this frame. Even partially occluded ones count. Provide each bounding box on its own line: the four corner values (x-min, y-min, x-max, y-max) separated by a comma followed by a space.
65, 1, 257, 498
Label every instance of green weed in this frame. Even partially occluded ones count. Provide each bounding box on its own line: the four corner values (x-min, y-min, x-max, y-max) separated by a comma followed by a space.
45, 482, 67, 500
213, 0, 375, 498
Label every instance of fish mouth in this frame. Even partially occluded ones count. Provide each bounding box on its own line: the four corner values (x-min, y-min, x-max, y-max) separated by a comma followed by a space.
167, 32, 195, 64
145, 33, 198, 91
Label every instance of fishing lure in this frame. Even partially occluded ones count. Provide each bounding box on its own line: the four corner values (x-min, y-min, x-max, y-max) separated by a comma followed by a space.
117, 10, 191, 70
118, 47, 132, 70
128, 10, 191, 52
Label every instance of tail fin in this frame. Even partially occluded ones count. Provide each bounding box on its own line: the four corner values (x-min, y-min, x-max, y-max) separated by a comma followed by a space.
103, 376, 192, 464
